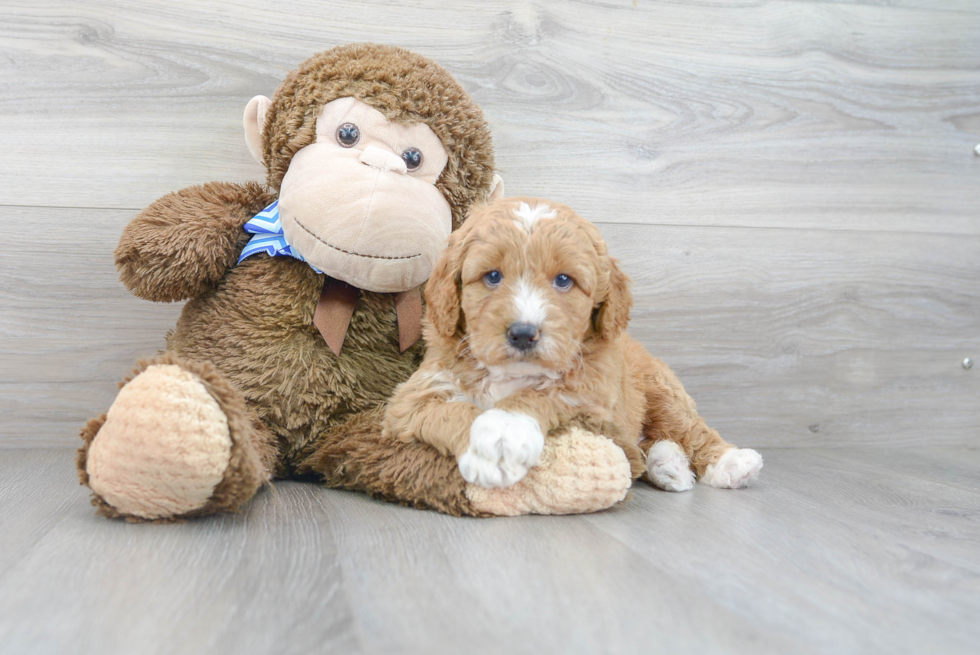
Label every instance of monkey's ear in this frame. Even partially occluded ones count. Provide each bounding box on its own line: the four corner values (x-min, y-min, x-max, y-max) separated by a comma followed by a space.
424, 232, 466, 338
592, 258, 633, 342
243, 95, 272, 165
487, 174, 505, 203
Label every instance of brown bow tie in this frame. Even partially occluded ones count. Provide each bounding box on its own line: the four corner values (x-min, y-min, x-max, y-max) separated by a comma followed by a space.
313, 277, 422, 356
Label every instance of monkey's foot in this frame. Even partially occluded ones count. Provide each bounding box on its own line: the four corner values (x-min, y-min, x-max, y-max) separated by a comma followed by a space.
465, 427, 632, 516
78, 355, 268, 521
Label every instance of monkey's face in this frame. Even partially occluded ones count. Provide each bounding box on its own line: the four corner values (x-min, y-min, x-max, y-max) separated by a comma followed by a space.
249, 97, 454, 292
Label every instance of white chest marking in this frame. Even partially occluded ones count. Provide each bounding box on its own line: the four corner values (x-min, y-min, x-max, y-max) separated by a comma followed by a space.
468, 362, 563, 411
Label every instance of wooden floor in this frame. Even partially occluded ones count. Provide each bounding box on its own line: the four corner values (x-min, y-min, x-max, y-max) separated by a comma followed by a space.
1, 448, 977, 654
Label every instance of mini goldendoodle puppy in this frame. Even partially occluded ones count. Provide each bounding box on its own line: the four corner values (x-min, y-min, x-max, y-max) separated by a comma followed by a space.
383, 197, 762, 493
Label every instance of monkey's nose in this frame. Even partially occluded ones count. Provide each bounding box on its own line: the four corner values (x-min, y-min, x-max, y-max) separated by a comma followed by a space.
506, 323, 540, 351
359, 145, 408, 174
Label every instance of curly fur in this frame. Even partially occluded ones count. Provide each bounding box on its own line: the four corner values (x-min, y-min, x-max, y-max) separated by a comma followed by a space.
79, 44, 498, 519
299, 406, 488, 517
385, 198, 747, 488
264, 43, 495, 229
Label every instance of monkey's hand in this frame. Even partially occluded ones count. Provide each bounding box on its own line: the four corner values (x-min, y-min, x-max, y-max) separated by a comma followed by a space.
115, 181, 276, 302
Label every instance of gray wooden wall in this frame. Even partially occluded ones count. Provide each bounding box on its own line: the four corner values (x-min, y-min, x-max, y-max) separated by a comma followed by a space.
2, 0, 978, 448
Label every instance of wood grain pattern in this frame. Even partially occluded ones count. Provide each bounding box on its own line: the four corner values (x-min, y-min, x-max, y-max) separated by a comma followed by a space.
0, 0, 978, 232
584, 447, 980, 655
1, 1, 978, 446
809, 1, 980, 14
3, 206, 976, 447
832, 445, 980, 492
0, 451, 359, 654
605, 220, 980, 447
310, 478, 812, 655
0, 450, 80, 579
0, 448, 977, 654
3, 3, 978, 653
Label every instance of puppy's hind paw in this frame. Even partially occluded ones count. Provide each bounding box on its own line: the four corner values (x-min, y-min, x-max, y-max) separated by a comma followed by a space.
702, 448, 763, 489
458, 409, 544, 488
645, 440, 695, 492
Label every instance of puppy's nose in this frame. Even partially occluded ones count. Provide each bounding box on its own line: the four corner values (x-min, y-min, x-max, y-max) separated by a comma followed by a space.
506, 323, 539, 351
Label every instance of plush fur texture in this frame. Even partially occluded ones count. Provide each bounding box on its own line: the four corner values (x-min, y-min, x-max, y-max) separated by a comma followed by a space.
77, 353, 273, 521
464, 425, 633, 516
384, 198, 763, 491
264, 43, 495, 230
79, 45, 631, 521
86, 364, 234, 519
115, 182, 272, 303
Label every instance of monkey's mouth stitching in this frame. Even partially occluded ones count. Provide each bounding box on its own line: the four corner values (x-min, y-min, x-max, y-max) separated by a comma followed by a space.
293, 218, 421, 260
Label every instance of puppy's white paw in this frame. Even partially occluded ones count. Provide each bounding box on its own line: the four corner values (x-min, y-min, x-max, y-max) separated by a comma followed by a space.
458, 409, 544, 488
646, 440, 695, 492
702, 448, 763, 489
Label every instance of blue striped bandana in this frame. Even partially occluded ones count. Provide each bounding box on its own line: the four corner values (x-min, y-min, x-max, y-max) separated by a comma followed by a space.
239, 201, 322, 273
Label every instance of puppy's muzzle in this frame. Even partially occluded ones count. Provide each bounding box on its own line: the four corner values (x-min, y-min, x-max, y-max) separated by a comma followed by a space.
506, 323, 540, 352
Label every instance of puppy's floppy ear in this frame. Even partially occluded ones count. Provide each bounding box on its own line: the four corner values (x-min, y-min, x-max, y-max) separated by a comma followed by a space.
593, 257, 633, 341
425, 230, 466, 338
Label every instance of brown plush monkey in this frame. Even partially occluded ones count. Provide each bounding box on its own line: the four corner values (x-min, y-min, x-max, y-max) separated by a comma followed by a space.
76, 44, 634, 521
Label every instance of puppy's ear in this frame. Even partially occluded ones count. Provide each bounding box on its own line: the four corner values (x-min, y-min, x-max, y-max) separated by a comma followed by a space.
593, 257, 633, 341
425, 231, 466, 338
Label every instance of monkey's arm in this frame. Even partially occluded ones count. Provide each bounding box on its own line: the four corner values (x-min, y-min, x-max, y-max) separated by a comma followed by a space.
115, 181, 276, 302
383, 370, 483, 458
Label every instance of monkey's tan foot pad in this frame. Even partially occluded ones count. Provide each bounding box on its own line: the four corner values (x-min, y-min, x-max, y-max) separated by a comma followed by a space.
466, 426, 632, 516
85, 364, 235, 520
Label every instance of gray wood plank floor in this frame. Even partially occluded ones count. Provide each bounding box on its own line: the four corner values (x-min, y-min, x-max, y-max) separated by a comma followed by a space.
1, 448, 978, 655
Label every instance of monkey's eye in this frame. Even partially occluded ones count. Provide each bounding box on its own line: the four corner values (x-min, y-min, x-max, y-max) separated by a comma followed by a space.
553, 274, 574, 291
483, 270, 502, 288
336, 123, 360, 147
401, 148, 423, 171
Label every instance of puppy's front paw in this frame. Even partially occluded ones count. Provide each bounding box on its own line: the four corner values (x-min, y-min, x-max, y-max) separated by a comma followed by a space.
702, 448, 763, 489
458, 409, 544, 488
646, 440, 695, 492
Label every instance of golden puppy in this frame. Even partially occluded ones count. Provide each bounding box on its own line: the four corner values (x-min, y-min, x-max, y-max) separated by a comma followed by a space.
383, 197, 762, 492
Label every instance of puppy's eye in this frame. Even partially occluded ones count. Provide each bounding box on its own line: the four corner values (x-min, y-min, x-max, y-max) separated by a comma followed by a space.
483, 270, 503, 288
553, 274, 574, 291
337, 123, 360, 147
401, 147, 423, 171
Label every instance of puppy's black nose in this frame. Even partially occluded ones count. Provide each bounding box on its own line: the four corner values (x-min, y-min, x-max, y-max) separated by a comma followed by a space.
506, 323, 539, 351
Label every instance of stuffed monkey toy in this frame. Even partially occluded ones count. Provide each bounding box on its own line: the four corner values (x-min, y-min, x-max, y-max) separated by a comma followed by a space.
76, 44, 636, 521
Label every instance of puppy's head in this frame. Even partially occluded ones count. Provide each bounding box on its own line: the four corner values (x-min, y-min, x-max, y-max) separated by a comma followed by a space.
425, 197, 632, 373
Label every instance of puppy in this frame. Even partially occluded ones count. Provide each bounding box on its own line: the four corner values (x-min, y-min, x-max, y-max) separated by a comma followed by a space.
383, 197, 762, 492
